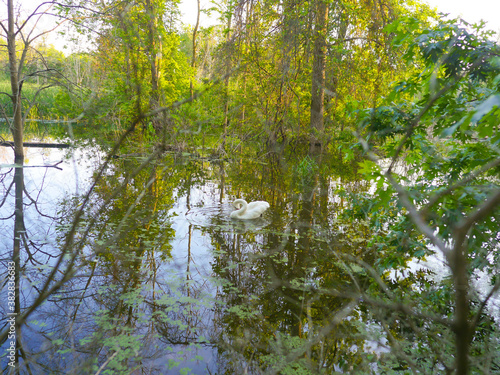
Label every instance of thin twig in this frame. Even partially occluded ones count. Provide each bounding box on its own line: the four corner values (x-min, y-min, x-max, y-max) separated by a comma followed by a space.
94, 350, 120, 375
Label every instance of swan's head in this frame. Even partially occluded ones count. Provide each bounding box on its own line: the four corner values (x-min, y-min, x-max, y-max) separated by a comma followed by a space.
232, 199, 247, 209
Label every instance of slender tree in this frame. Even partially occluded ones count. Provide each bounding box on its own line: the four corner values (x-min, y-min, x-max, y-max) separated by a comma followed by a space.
190, 0, 201, 99
309, 0, 329, 152
5, 0, 23, 161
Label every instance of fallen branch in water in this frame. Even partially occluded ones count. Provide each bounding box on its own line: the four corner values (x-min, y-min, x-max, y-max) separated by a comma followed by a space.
0, 141, 70, 148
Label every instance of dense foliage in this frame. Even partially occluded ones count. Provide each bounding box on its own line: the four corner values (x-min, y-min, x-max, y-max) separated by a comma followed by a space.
349, 16, 500, 374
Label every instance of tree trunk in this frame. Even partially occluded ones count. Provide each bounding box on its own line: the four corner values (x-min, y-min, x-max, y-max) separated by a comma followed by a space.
144, 0, 162, 132
145, 0, 160, 101
452, 237, 471, 375
13, 156, 24, 366
309, 0, 328, 153
190, 0, 200, 99
7, 0, 24, 160
221, 12, 232, 153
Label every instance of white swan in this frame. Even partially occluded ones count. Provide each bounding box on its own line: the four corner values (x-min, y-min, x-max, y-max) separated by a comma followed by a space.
230, 199, 270, 220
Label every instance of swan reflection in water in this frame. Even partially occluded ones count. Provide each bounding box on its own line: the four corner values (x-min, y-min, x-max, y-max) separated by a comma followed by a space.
230, 199, 270, 220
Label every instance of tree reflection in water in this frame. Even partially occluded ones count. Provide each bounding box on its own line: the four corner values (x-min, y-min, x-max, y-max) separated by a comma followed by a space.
1, 139, 497, 374
1, 142, 368, 373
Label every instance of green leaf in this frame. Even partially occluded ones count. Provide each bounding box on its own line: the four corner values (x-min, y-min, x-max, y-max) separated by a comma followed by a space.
441, 119, 464, 137
471, 95, 500, 123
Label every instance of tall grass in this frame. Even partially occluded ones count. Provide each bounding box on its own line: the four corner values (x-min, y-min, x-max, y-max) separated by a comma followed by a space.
0, 79, 74, 138
0, 80, 62, 117
0, 79, 74, 133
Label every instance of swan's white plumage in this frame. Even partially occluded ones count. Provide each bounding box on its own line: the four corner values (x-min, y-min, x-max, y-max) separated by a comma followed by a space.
230, 199, 269, 220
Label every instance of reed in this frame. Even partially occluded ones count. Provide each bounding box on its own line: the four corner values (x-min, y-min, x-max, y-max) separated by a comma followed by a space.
0, 80, 62, 118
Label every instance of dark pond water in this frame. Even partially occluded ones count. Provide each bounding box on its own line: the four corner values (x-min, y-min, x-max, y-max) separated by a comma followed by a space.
1, 137, 498, 374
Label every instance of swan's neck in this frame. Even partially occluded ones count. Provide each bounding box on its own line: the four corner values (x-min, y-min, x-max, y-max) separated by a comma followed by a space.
233, 199, 248, 215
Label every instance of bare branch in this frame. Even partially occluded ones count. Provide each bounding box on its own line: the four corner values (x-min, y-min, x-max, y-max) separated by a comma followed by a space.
471, 279, 500, 331
456, 189, 500, 235
423, 158, 500, 214
0, 91, 13, 99
355, 131, 450, 256
386, 172, 450, 256
14, 1, 59, 36
387, 82, 456, 174
0, 20, 8, 35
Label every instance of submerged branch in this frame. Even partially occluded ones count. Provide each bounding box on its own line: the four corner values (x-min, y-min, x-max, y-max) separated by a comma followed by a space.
0, 141, 70, 148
